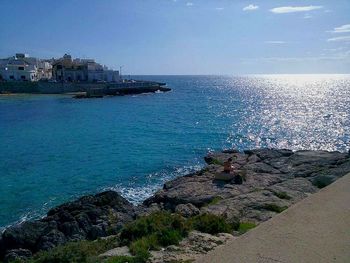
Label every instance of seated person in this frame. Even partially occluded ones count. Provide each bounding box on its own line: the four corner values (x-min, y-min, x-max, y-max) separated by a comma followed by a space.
223, 157, 233, 173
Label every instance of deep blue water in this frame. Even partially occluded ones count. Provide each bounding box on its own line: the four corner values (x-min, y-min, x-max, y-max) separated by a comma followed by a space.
1, 75, 350, 229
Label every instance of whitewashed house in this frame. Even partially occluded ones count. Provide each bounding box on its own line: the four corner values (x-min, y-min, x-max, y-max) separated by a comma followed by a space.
0, 53, 52, 81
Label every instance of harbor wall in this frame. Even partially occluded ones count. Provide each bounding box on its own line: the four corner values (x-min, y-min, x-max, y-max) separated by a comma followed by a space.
0, 81, 166, 94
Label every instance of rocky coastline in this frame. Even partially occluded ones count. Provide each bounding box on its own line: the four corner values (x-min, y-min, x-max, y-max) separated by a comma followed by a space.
1, 148, 350, 262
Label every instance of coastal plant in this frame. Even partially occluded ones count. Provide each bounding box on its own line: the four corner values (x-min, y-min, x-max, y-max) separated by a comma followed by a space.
189, 214, 232, 234
312, 175, 334, 189
106, 209, 119, 235
129, 235, 159, 260
238, 222, 257, 234
263, 203, 288, 213
207, 196, 223, 206
120, 212, 189, 244
273, 191, 292, 200
27, 236, 119, 263
208, 158, 224, 166
105, 256, 138, 263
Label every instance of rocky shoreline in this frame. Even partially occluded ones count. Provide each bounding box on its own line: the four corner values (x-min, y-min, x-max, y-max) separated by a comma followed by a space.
1, 148, 350, 262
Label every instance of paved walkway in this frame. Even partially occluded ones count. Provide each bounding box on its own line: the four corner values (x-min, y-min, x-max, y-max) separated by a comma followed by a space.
197, 173, 350, 263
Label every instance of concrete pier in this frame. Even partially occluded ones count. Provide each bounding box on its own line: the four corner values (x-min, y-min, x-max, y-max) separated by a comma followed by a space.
0, 80, 169, 95
197, 173, 350, 263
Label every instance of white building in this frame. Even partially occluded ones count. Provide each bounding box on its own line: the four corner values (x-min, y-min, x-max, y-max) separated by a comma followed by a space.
0, 53, 52, 82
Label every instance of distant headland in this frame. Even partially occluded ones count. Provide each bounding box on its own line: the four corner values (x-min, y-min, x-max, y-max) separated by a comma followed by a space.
0, 53, 170, 97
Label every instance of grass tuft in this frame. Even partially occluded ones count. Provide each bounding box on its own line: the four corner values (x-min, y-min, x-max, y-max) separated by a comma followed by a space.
18, 211, 235, 263
209, 159, 224, 166
27, 237, 118, 263
264, 204, 288, 213
207, 196, 223, 206
273, 191, 291, 200
189, 214, 232, 235
238, 222, 256, 234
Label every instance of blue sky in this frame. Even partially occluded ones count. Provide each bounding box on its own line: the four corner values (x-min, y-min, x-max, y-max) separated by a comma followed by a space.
0, 0, 349, 74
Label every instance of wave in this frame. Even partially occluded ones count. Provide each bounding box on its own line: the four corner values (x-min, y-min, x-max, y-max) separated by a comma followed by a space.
105, 164, 202, 204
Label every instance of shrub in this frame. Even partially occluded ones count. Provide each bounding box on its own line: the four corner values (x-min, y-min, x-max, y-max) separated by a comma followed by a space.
28, 237, 118, 263
312, 175, 335, 189
105, 256, 138, 263
189, 214, 232, 234
273, 191, 291, 200
120, 212, 189, 244
206, 196, 223, 206
156, 229, 183, 246
209, 158, 223, 165
129, 235, 159, 260
119, 212, 191, 262
264, 204, 287, 213
238, 222, 256, 234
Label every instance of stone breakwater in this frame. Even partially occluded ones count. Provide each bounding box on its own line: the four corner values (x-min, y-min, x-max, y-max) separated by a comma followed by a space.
1, 149, 350, 261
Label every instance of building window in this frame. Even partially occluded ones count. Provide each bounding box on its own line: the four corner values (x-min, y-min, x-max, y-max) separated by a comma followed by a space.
21, 75, 26, 80
18, 66, 25, 70
10, 75, 14, 80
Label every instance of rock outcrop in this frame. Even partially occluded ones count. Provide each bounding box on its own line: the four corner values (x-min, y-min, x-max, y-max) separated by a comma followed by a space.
2, 149, 350, 262
0, 191, 136, 261
151, 231, 234, 263
144, 149, 350, 224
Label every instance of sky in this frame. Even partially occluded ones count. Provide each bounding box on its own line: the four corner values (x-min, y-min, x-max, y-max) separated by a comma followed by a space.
0, 0, 349, 75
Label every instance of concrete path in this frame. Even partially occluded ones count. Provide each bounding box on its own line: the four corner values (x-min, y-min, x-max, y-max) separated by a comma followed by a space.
197, 173, 350, 263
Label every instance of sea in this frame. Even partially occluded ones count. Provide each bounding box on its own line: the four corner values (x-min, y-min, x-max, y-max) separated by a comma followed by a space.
0, 75, 349, 230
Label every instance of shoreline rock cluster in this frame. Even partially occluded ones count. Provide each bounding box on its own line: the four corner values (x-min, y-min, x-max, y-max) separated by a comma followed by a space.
1, 148, 350, 262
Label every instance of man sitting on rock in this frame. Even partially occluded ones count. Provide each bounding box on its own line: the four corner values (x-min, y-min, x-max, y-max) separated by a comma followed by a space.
222, 157, 244, 184
223, 157, 233, 173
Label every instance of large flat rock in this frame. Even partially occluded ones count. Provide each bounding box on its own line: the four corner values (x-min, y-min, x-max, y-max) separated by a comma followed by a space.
144, 149, 350, 224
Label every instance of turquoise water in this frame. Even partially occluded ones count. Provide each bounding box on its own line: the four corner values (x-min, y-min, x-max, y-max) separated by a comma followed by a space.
1, 75, 350, 229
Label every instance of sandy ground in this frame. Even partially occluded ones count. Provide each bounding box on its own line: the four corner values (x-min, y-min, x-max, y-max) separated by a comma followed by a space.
197, 173, 350, 263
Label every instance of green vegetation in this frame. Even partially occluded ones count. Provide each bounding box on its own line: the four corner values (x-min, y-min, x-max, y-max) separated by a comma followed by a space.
189, 214, 233, 235
14, 211, 235, 263
264, 203, 288, 213
119, 212, 190, 261
312, 175, 334, 189
208, 158, 224, 165
168, 260, 194, 263
238, 222, 256, 234
104, 256, 139, 263
120, 212, 235, 261
120, 212, 189, 244
273, 191, 292, 200
27, 237, 118, 263
207, 196, 223, 206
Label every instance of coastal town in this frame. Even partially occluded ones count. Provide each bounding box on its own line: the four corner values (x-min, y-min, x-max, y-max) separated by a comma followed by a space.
0, 53, 120, 83
0, 53, 169, 97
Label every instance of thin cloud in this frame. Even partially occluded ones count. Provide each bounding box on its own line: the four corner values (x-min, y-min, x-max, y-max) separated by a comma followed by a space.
243, 4, 259, 11
215, 7, 224, 11
242, 52, 350, 63
264, 41, 286, 44
186, 2, 193, 6
330, 24, 350, 34
327, 36, 350, 42
270, 6, 323, 14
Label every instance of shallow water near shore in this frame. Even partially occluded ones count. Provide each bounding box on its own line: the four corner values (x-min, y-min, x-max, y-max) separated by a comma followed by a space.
0, 75, 350, 229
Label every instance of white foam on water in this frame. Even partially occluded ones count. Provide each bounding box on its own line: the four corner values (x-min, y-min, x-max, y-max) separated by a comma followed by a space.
105, 164, 202, 204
